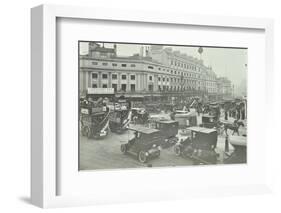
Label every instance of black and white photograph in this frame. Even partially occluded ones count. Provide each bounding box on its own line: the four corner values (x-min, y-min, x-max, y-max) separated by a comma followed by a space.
79, 41, 247, 170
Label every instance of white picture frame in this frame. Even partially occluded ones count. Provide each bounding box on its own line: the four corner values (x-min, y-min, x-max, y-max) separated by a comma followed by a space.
31, 4, 274, 208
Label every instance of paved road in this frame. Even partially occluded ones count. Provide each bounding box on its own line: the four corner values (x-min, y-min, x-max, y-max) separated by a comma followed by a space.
79, 134, 233, 170
79, 111, 237, 170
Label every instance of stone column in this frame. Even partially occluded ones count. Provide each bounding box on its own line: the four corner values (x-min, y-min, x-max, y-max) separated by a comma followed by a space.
98, 71, 102, 88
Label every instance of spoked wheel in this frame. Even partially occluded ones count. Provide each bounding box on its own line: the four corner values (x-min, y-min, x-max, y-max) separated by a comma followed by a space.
82, 126, 91, 138
120, 144, 127, 154
85, 127, 91, 139
174, 145, 181, 156
138, 151, 147, 163
81, 126, 87, 136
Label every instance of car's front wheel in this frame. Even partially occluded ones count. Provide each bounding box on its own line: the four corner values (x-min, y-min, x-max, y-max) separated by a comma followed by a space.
138, 151, 147, 163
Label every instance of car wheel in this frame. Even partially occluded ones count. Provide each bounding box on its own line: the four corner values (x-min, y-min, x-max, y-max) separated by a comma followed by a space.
138, 151, 147, 163
121, 144, 127, 154
174, 145, 181, 156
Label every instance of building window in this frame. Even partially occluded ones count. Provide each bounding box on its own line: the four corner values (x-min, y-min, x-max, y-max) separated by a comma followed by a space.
149, 76, 153, 81
121, 84, 126, 91
102, 74, 108, 79
92, 73, 98, 79
130, 64, 136, 67
130, 84, 135, 92
148, 85, 153, 92
121, 64, 127, 67
167, 78, 169, 82
158, 67, 161, 71
112, 74, 117, 80
158, 85, 161, 91
92, 84, 97, 88
130, 75, 135, 80
112, 84, 117, 92
158, 77, 161, 81
112, 63, 117, 66
102, 62, 108, 66
148, 66, 154, 69
121, 75, 127, 80
92, 61, 98, 65
102, 84, 107, 88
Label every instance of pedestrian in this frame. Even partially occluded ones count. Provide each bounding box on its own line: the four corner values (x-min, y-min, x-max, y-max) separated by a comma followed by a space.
237, 108, 241, 120
224, 110, 228, 120
241, 106, 245, 120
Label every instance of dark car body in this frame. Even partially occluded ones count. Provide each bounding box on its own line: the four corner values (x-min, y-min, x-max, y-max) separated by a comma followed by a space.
174, 127, 218, 164
153, 120, 179, 148
121, 126, 161, 163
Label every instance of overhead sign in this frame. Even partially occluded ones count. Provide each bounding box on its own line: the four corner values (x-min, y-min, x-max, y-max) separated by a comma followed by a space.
87, 88, 114, 94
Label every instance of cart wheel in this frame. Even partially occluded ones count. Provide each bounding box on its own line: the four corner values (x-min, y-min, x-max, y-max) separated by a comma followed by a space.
81, 126, 86, 136
85, 127, 91, 139
174, 145, 181, 156
121, 144, 127, 154
138, 151, 147, 163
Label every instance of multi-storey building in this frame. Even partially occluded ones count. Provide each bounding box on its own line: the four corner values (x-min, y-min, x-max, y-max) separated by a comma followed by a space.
79, 42, 232, 101
217, 77, 233, 98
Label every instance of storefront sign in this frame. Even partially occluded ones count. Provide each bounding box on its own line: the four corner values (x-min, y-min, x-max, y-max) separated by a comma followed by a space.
87, 88, 114, 94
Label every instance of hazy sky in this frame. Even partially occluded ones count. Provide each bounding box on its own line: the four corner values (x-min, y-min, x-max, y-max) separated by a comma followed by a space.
80, 42, 247, 88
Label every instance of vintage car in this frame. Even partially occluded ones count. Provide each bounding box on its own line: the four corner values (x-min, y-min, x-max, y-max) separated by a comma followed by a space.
121, 126, 162, 163
152, 120, 179, 148
80, 106, 110, 138
174, 127, 218, 164
224, 135, 247, 164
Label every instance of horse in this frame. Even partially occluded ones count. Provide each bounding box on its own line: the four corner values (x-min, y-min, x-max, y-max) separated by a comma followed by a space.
223, 120, 244, 136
